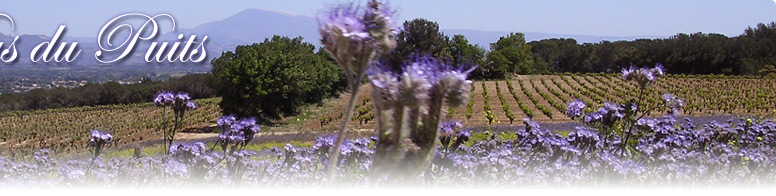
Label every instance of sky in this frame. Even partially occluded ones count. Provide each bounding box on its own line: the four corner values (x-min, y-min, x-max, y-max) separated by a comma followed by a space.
0, 0, 775, 38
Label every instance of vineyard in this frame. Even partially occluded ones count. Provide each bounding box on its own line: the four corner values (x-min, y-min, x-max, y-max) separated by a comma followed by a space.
0, 98, 222, 157
312, 73, 776, 129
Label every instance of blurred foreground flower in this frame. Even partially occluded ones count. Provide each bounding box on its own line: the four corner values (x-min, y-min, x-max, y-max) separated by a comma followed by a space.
318, 0, 400, 180
369, 55, 474, 180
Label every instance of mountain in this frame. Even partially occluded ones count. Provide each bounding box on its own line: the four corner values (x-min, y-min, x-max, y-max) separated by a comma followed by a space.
1, 8, 664, 69
443, 29, 661, 49
178, 9, 662, 53
0, 33, 101, 66
170, 8, 321, 54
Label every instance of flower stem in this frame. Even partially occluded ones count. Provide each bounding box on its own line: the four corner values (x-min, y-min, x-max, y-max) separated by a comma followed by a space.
623, 88, 645, 153
325, 83, 361, 182
161, 107, 169, 154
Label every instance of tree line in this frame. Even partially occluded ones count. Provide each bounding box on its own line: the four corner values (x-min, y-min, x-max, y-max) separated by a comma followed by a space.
0, 74, 217, 112
384, 19, 776, 79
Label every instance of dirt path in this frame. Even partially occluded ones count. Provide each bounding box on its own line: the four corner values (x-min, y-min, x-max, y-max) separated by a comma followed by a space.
172, 128, 378, 141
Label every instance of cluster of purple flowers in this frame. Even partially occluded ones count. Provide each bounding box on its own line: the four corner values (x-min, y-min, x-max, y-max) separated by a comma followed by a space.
215, 115, 261, 152
153, 91, 197, 111
88, 129, 113, 146
168, 142, 222, 178
444, 116, 776, 186
439, 120, 463, 137
662, 93, 686, 115
438, 120, 468, 156
313, 135, 336, 153
317, 0, 401, 179
621, 64, 665, 89
565, 99, 586, 119
583, 102, 625, 128
2, 116, 776, 187
87, 129, 112, 160
370, 56, 474, 112
318, 0, 399, 78
153, 91, 198, 154
368, 55, 474, 178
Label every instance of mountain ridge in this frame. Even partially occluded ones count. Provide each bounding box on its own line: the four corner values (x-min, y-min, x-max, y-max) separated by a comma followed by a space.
1, 8, 665, 68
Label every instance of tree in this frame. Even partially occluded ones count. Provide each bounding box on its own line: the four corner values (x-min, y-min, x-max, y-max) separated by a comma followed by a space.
528, 39, 562, 72
759, 65, 776, 77
480, 50, 509, 79
211, 36, 345, 122
382, 18, 448, 72
489, 33, 541, 75
446, 34, 485, 76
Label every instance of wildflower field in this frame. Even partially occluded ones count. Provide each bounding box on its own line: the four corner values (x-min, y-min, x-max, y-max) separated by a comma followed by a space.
1, 71, 775, 187
2, 0, 776, 189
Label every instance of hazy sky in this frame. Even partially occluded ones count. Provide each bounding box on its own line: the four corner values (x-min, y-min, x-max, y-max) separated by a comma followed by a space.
0, 0, 774, 38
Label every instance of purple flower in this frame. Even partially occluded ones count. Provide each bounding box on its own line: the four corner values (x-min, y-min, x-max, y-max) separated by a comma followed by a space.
87, 129, 112, 160
235, 117, 260, 141
369, 55, 473, 125
662, 93, 685, 115
621, 64, 663, 89
215, 116, 261, 150
154, 92, 196, 113
218, 128, 245, 144
185, 101, 197, 110
440, 70, 475, 107
153, 91, 175, 106
364, 0, 400, 50
567, 126, 601, 151
64, 167, 86, 181
652, 63, 665, 76
524, 118, 542, 133
621, 66, 636, 80
217, 115, 237, 127
89, 129, 113, 146
566, 99, 586, 119
439, 120, 463, 137
284, 143, 296, 153
175, 93, 191, 102
163, 159, 188, 177
458, 129, 471, 139
169, 142, 207, 160
584, 112, 603, 124
318, 0, 399, 86
602, 103, 625, 119
636, 118, 657, 131
398, 59, 435, 108
227, 134, 246, 143
368, 67, 400, 109
314, 135, 336, 151
583, 103, 624, 128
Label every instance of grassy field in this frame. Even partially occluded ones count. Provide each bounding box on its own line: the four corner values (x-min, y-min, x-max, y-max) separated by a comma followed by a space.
2, 73, 775, 159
